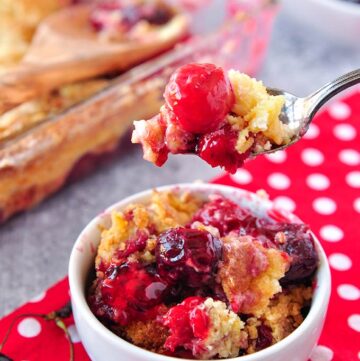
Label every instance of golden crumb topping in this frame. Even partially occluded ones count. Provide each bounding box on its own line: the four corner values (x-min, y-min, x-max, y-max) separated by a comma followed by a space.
227, 71, 293, 154
201, 298, 247, 359
122, 319, 169, 352
264, 285, 313, 342
96, 189, 202, 268
218, 235, 290, 316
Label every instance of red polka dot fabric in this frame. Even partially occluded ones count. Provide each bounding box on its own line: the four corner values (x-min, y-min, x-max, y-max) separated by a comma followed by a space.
0, 91, 359, 361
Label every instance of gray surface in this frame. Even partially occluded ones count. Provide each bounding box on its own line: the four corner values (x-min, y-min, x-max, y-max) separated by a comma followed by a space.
1, 9, 360, 318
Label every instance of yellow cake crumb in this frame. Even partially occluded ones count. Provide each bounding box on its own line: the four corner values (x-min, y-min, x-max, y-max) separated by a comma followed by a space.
227, 71, 293, 154
200, 298, 247, 359
123, 319, 169, 351
218, 235, 290, 316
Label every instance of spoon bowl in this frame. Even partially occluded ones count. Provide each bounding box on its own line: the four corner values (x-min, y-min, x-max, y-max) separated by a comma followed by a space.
252, 68, 360, 156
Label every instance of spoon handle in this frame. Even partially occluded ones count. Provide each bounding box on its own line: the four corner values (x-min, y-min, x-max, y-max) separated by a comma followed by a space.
305, 68, 360, 121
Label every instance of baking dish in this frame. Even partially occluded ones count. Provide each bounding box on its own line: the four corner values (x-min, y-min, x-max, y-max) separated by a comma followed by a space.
0, 0, 279, 222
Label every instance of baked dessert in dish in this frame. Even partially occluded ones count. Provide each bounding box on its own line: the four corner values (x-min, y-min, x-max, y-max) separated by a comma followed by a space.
90, 0, 177, 41
132, 63, 294, 173
0, 0, 188, 222
0, 79, 109, 142
88, 188, 318, 359
0, 75, 166, 223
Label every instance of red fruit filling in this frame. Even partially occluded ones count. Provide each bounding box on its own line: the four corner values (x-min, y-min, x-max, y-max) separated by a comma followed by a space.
196, 126, 249, 173
192, 196, 252, 236
161, 296, 209, 354
90, 262, 168, 326
164, 63, 234, 134
156, 227, 222, 288
191, 196, 318, 285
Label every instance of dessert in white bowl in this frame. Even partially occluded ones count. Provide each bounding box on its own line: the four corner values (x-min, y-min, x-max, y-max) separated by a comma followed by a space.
69, 183, 331, 361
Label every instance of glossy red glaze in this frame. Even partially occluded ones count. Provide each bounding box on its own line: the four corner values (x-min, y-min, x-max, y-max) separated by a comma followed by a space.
192, 195, 251, 236
197, 127, 248, 173
156, 227, 222, 287
164, 63, 234, 134
90, 262, 168, 326
162, 296, 209, 353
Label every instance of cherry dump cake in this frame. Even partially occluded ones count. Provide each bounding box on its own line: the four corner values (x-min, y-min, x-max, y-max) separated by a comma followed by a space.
132, 63, 294, 173
88, 189, 318, 359
90, 0, 176, 41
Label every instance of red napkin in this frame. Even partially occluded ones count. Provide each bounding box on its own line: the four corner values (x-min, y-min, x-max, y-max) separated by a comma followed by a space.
0, 91, 359, 361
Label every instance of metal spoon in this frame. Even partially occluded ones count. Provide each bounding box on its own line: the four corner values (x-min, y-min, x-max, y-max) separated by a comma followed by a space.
254, 68, 360, 156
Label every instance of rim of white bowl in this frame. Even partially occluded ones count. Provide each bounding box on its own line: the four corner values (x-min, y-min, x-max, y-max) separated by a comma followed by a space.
69, 183, 331, 361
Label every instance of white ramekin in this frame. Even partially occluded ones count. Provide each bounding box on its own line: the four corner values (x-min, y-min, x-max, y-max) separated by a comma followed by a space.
69, 183, 331, 361
281, 0, 360, 46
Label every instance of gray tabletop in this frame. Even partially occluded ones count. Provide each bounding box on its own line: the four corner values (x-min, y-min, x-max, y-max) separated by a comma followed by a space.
1, 9, 360, 318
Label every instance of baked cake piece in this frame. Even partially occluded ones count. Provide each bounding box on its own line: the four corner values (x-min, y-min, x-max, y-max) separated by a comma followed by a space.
88, 189, 319, 359
0, 79, 109, 142
132, 63, 294, 173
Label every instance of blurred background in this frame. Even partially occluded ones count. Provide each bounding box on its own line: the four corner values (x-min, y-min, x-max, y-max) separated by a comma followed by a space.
0, 0, 359, 317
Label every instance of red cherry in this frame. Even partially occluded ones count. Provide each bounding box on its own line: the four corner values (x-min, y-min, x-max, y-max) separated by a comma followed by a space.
192, 195, 252, 236
162, 296, 209, 353
164, 63, 234, 134
197, 127, 248, 173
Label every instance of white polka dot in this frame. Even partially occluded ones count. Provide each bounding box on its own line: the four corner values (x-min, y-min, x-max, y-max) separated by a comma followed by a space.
301, 148, 324, 166
273, 196, 296, 212
333, 123, 357, 141
29, 291, 46, 303
231, 169, 252, 185
328, 101, 351, 120
358, 351, 360, 359
310, 345, 334, 361
303, 123, 320, 139
267, 173, 291, 190
348, 314, 360, 332
328, 253, 352, 271
320, 225, 344, 242
339, 149, 360, 166
306, 173, 330, 190
354, 198, 360, 213
68, 324, 81, 343
18, 318, 42, 338
313, 197, 337, 215
346, 171, 360, 188
265, 150, 287, 163
337, 284, 360, 301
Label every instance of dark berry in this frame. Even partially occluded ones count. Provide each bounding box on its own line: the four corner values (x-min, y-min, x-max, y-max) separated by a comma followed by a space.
197, 127, 248, 173
156, 227, 222, 287
256, 324, 273, 350
164, 63, 234, 134
192, 195, 251, 236
258, 223, 319, 285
